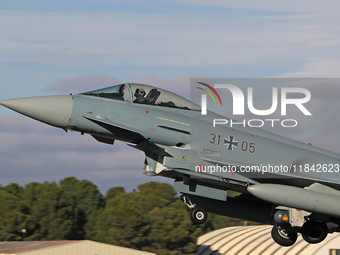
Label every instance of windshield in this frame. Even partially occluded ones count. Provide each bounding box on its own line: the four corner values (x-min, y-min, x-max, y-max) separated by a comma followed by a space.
81, 84, 130, 101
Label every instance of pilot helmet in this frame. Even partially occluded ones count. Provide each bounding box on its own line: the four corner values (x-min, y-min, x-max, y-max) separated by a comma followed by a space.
135, 88, 146, 98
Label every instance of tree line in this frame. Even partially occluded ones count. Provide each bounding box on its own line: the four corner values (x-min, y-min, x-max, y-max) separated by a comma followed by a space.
0, 178, 257, 254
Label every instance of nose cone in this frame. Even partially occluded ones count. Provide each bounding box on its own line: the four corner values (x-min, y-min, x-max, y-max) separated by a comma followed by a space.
0, 95, 74, 128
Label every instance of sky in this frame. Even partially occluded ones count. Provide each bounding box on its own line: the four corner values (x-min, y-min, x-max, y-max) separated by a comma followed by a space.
1, 0, 340, 194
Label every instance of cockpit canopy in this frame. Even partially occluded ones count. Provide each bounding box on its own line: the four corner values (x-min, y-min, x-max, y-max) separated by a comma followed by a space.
81, 83, 200, 111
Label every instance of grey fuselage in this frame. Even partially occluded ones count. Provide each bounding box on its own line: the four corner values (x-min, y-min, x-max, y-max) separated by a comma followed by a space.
2, 83, 340, 234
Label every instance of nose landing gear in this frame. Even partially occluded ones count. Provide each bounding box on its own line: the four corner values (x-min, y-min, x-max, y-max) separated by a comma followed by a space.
180, 193, 208, 225
190, 207, 208, 225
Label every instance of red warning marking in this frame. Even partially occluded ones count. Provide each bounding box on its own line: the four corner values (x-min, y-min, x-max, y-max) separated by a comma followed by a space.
145, 110, 150, 114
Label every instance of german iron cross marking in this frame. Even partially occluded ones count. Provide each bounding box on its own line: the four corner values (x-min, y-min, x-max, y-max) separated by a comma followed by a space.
224, 136, 238, 150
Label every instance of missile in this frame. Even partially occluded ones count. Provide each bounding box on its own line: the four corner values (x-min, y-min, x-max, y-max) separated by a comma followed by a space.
247, 184, 340, 218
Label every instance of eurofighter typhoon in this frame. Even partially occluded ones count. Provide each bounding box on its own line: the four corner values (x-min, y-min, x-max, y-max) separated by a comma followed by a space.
2, 81, 340, 247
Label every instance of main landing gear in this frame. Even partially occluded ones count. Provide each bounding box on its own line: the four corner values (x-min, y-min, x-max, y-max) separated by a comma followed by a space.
272, 220, 329, 246
180, 193, 208, 225
301, 220, 328, 244
272, 209, 333, 246
271, 225, 298, 246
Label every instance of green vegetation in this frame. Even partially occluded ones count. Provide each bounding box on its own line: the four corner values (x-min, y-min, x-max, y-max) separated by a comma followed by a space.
0, 178, 257, 254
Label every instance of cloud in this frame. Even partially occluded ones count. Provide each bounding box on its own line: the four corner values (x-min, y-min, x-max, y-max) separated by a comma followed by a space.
0, 114, 172, 193
47, 75, 123, 94
2, 6, 340, 72
177, 0, 340, 15
1, 2, 340, 105
278, 59, 340, 78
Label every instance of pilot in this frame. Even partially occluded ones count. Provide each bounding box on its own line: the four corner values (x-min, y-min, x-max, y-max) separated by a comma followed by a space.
134, 88, 148, 103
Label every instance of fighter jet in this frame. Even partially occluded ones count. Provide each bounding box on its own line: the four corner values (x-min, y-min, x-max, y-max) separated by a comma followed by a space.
1, 83, 340, 247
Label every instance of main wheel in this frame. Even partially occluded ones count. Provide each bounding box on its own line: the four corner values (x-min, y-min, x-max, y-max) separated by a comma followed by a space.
190, 207, 207, 225
301, 220, 328, 244
271, 226, 298, 247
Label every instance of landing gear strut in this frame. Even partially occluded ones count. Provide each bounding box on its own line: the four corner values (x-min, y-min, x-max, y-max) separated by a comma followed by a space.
271, 225, 298, 247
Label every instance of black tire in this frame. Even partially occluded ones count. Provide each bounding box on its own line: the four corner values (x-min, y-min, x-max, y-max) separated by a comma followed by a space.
190, 207, 207, 225
271, 226, 298, 247
301, 220, 328, 244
